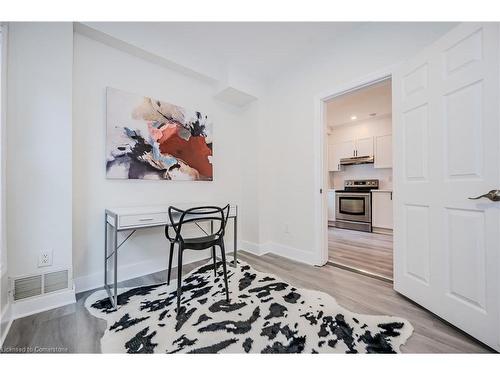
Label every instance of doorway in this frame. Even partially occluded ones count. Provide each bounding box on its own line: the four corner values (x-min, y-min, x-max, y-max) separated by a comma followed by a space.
323, 77, 394, 281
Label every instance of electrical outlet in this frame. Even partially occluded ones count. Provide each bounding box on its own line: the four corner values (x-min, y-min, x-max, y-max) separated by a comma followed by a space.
284, 224, 290, 234
38, 250, 53, 267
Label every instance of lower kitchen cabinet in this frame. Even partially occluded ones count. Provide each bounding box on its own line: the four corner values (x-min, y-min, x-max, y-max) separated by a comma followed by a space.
327, 190, 335, 223
372, 191, 393, 231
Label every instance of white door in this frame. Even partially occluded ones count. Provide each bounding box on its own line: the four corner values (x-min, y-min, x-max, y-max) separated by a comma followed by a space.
393, 23, 500, 351
355, 136, 374, 157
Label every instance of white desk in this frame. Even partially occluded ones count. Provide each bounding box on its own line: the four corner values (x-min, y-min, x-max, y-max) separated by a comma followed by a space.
104, 204, 238, 310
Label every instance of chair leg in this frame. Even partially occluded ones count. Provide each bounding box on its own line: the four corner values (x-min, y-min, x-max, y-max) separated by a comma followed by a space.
219, 241, 230, 302
167, 242, 174, 285
176, 246, 183, 312
212, 246, 217, 276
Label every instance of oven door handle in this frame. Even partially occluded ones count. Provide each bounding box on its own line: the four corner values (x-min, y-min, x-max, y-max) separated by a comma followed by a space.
335, 192, 371, 197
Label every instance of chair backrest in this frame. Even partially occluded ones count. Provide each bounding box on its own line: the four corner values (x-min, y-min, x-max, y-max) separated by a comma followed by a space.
166, 204, 230, 242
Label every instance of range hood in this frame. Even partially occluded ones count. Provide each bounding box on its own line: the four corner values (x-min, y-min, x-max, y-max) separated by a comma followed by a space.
339, 156, 374, 166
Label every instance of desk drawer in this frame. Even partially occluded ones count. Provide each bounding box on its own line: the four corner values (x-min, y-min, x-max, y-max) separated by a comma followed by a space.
119, 213, 167, 228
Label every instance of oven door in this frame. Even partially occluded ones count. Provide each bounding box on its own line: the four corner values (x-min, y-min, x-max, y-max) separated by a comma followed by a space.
335, 192, 371, 223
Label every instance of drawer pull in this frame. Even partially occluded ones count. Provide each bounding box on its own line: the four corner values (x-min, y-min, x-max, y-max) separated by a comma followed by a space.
139, 218, 154, 222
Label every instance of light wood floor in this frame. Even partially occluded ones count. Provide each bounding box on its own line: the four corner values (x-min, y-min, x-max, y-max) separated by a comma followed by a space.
329, 227, 394, 279
2, 251, 492, 353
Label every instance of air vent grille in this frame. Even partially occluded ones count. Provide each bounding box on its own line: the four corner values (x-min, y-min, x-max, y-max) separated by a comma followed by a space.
14, 275, 42, 301
44, 270, 69, 294
12, 269, 70, 301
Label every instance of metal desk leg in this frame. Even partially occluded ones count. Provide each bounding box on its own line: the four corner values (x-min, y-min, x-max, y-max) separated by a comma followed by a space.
113, 224, 118, 308
104, 214, 108, 291
104, 213, 119, 310
232, 214, 237, 268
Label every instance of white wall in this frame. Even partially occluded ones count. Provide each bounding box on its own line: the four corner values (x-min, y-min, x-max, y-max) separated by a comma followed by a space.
72, 33, 259, 292
0, 23, 11, 345
258, 23, 456, 264
6, 23, 73, 281
238, 100, 262, 250
328, 115, 393, 190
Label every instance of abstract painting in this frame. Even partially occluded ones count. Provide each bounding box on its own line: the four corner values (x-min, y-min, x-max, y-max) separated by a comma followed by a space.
106, 87, 213, 181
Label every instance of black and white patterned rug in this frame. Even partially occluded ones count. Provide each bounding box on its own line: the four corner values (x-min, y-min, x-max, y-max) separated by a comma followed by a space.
85, 260, 413, 353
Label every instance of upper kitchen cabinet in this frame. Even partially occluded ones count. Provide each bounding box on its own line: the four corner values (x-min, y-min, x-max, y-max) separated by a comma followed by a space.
374, 134, 392, 168
328, 140, 355, 171
328, 145, 340, 171
354, 137, 374, 157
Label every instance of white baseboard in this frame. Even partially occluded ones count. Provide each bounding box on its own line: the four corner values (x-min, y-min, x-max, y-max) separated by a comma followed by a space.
1, 301, 13, 347
240, 239, 318, 266
74, 251, 211, 294
372, 227, 393, 235
12, 287, 76, 320
240, 240, 268, 256
260, 241, 317, 266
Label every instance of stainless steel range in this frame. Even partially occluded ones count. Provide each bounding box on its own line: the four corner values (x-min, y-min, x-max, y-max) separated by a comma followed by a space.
335, 179, 379, 232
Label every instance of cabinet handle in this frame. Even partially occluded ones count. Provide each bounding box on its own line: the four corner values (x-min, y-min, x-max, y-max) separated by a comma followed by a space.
139, 218, 154, 222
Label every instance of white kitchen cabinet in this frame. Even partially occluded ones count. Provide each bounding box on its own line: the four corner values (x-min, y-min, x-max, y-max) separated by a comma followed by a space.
372, 191, 393, 230
374, 134, 392, 168
328, 140, 355, 171
328, 145, 340, 171
327, 190, 336, 222
355, 137, 374, 157
336, 140, 356, 159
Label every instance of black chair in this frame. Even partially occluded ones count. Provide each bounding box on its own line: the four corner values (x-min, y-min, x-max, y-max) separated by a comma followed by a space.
165, 204, 231, 312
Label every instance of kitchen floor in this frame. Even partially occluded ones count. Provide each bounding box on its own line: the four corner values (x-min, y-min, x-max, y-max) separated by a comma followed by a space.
328, 226, 393, 279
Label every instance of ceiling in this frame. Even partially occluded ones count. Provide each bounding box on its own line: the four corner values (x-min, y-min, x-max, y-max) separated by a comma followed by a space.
326, 79, 392, 128
83, 22, 364, 84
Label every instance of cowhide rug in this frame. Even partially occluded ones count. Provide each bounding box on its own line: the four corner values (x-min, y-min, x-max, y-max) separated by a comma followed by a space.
85, 260, 413, 353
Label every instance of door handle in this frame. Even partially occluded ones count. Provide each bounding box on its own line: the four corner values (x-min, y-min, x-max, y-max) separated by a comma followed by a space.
468, 190, 500, 202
